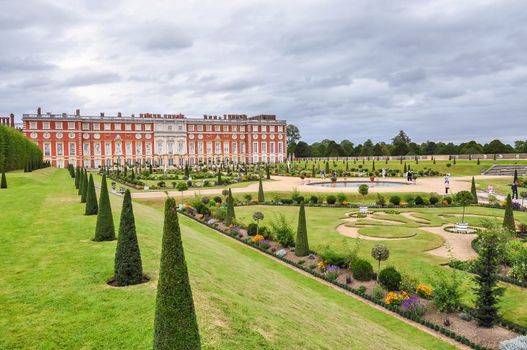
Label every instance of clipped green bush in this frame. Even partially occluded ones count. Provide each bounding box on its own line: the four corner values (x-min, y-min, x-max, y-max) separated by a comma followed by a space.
326, 195, 337, 204
94, 174, 115, 241
295, 201, 309, 256
351, 259, 374, 281
378, 266, 402, 291
389, 195, 401, 206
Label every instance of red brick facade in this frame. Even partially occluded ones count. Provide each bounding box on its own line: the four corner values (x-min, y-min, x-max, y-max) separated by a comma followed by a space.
22, 108, 287, 168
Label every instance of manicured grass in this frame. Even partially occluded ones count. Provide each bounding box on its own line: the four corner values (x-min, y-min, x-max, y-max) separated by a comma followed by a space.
473, 177, 526, 197
289, 159, 527, 176
0, 169, 456, 349
228, 204, 527, 327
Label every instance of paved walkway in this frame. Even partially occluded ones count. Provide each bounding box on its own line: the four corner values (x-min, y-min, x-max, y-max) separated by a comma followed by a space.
131, 175, 502, 199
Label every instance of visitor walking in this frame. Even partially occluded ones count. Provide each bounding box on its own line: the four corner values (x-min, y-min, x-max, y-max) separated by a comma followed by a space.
512, 181, 519, 200
487, 184, 494, 195
381, 168, 386, 178
445, 180, 450, 194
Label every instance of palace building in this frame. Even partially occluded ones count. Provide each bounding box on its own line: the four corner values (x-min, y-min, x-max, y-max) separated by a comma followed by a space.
22, 108, 287, 168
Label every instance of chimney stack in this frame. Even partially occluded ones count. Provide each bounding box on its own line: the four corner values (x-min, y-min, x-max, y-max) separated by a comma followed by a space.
37, 107, 42, 115
10, 113, 14, 127
100, 112, 104, 117
75, 109, 80, 116
117, 112, 122, 117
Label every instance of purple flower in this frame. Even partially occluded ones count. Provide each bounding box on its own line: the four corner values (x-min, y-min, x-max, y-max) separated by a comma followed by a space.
327, 265, 339, 272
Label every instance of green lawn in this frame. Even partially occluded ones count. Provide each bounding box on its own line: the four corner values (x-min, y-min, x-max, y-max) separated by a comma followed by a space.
228, 205, 527, 327
473, 177, 526, 197
0, 168, 456, 349
287, 159, 527, 176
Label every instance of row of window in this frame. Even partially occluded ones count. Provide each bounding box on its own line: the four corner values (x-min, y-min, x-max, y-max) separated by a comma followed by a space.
187, 124, 283, 132
42, 141, 285, 157
29, 121, 153, 131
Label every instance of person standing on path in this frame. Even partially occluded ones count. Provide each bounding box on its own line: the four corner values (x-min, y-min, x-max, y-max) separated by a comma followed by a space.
381, 168, 386, 178
445, 180, 450, 194
512, 180, 519, 199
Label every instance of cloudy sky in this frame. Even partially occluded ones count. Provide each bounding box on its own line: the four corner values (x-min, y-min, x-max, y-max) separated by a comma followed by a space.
1, 0, 526, 144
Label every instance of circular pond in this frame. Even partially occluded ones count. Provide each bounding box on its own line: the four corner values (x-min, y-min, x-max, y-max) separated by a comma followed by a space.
307, 181, 409, 188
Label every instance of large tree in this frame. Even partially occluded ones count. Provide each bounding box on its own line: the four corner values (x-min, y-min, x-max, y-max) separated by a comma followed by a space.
473, 227, 504, 327
113, 189, 143, 286
294, 141, 312, 157
94, 173, 116, 241
286, 124, 301, 147
153, 197, 201, 349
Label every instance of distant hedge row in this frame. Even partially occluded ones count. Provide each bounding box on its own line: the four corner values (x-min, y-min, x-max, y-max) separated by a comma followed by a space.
0, 125, 42, 171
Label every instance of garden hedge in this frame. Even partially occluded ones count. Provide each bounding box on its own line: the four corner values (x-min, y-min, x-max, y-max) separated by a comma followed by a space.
0, 125, 42, 171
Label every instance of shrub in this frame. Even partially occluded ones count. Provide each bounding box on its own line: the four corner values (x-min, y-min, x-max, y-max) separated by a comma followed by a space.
201, 196, 210, 204
309, 195, 318, 204
372, 284, 385, 300
371, 244, 390, 280
337, 193, 347, 204
271, 214, 295, 247
414, 196, 424, 205
389, 195, 401, 206
244, 193, 252, 203
429, 196, 439, 205
213, 196, 222, 204
326, 195, 337, 204
247, 223, 258, 236
157, 181, 166, 188
259, 226, 273, 240
319, 246, 347, 267
357, 285, 367, 294
211, 207, 227, 221
429, 270, 462, 313
378, 266, 402, 291
376, 193, 386, 207
351, 259, 374, 281
325, 265, 340, 280
153, 197, 201, 349
400, 274, 418, 293
85, 174, 98, 216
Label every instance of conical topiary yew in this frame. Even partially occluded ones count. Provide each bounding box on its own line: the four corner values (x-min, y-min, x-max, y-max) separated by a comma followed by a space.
94, 173, 115, 241
80, 170, 88, 202
75, 166, 80, 189
153, 197, 201, 349
295, 201, 309, 256
85, 174, 98, 215
258, 176, 265, 203
113, 189, 143, 285
1, 171, 7, 189
503, 194, 516, 232
78, 168, 84, 195
471, 176, 478, 204
225, 188, 236, 226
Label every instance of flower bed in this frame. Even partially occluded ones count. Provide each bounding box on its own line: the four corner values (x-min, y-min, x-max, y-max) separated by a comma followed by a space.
179, 208, 522, 350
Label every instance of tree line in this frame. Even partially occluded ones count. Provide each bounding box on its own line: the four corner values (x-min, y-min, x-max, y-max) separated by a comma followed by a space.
286, 126, 527, 158
0, 125, 42, 171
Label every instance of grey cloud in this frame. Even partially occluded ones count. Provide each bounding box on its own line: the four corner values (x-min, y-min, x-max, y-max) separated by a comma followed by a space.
0, 0, 525, 144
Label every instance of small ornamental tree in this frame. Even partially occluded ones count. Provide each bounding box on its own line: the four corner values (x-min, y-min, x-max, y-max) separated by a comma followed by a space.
473, 226, 504, 327
153, 197, 201, 350
252, 211, 264, 235
1, 171, 7, 189
258, 176, 265, 203
371, 244, 390, 281
503, 194, 516, 232
113, 189, 144, 286
225, 188, 236, 226
94, 173, 116, 241
295, 201, 309, 256
217, 170, 222, 185
80, 170, 88, 203
85, 174, 98, 215
514, 169, 518, 184
454, 190, 473, 223
176, 182, 188, 199
471, 176, 478, 204
358, 184, 369, 198
266, 164, 271, 180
